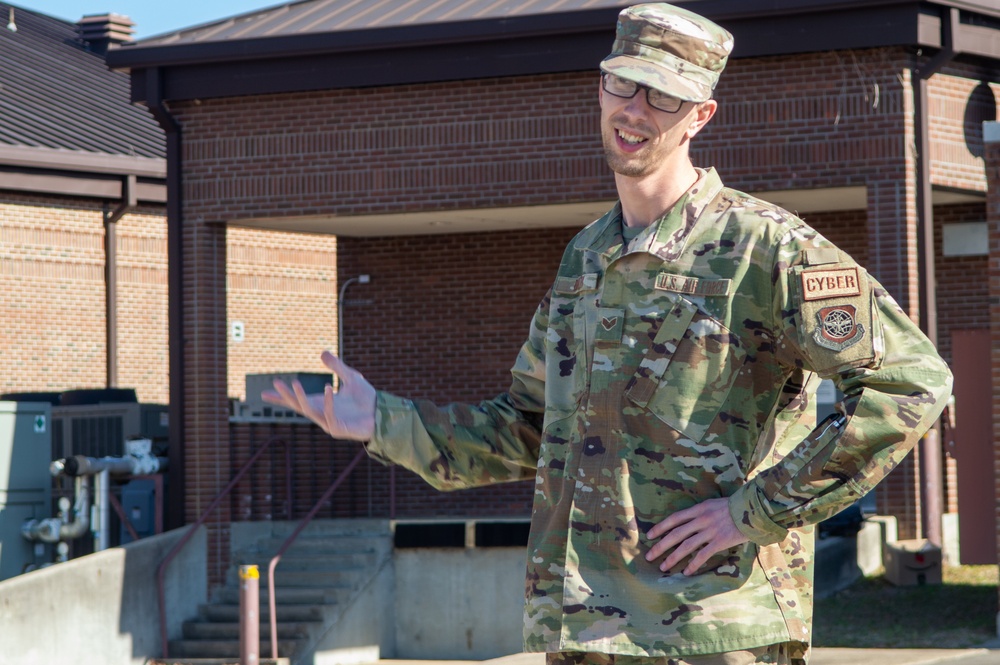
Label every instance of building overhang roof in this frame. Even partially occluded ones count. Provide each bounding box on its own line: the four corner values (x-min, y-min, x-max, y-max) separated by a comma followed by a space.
0, 144, 166, 203
0, 3, 166, 200
107, 0, 1000, 104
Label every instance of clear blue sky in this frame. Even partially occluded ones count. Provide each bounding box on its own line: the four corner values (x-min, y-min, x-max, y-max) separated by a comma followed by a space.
12, 1, 285, 39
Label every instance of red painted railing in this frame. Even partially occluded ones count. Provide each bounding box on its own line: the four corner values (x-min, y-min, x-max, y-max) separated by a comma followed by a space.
267, 447, 367, 659
157, 436, 293, 659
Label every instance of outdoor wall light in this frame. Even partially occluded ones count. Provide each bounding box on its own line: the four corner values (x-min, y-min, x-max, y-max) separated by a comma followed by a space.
337, 275, 371, 361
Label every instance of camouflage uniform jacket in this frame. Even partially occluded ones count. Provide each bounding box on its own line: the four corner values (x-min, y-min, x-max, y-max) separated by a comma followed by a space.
366, 167, 953, 659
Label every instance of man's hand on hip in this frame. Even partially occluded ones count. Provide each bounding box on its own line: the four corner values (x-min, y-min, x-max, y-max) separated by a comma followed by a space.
261, 350, 376, 441
645, 497, 750, 576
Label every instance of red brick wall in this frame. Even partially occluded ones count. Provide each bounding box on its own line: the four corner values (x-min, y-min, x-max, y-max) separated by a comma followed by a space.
801, 210, 869, 266
337, 229, 577, 401
935, 204, 991, 364
934, 202, 990, 517
1, 194, 344, 404
226, 227, 339, 401
0, 193, 168, 402
705, 49, 919, 317
927, 65, 1000, 191
174, 74, 613, 221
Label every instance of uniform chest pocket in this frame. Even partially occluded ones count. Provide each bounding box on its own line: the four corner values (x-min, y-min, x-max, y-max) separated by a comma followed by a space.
624, 296, 746, 442
544, 273, 598, 416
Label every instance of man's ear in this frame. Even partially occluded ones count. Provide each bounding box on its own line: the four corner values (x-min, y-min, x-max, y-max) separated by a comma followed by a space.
686, 99, 718, 139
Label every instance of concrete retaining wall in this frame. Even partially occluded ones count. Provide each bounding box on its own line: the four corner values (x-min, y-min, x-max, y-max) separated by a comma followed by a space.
0, 526, 207, 665
393, 546, 525, 660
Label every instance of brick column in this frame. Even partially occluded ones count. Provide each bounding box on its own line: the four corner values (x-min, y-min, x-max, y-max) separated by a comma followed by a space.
183, 218, 230, 586
866, 170, 924, 540
983, 121, 1000, 624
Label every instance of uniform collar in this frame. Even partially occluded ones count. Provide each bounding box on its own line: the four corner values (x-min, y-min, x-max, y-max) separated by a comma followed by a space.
588, 167, 726, 263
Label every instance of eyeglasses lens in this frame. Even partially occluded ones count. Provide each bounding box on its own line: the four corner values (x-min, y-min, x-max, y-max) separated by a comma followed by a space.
602, 75, 682, 113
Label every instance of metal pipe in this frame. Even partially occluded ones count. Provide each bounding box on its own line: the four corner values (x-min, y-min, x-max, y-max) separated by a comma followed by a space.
912, 7, 959, 546
146, 65, 186, 534
240, 565, 260, 665
105, 204, 118, 388
61, 476, 92, 540
104, 174, 137, 389
337, 274, 370, 360
59, 454, 167, 477
21, 476, 91, 543
95, 469, 110, 552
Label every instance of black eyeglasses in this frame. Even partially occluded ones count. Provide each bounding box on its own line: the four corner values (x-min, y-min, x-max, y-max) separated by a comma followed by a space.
602, 73, 685, 114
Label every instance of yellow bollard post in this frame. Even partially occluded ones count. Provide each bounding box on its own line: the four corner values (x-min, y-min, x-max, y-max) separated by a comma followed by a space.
239, 564, 260, 665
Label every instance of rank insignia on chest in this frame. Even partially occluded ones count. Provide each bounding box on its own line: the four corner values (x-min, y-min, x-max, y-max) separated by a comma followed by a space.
813, 304, 865, 351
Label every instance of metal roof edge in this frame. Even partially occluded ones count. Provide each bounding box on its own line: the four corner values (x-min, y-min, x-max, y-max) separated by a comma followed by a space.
110, 0, 986, 71
106, 8, 621, 71
0, 144, 167, 179
105, 0, 1000, 104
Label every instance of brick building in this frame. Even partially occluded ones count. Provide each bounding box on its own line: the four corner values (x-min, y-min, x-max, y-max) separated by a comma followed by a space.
106, 0, 1000, 602
0, 3, 341, 406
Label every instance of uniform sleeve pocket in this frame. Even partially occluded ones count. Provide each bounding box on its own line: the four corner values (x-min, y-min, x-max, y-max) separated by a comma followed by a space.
626, 296, 746, 442
545, 272, 598, 416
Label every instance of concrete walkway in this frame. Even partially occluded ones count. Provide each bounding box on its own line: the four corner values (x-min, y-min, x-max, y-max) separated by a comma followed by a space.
375, 641, 1000, 665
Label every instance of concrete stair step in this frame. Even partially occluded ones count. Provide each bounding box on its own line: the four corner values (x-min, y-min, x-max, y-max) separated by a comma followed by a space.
230, 550, 373, 570
255, 536, 386, 555
266, 518, 392, 539
275, 568, 363, 587
183, 620, 317, 640
199, 603, 325, 623
226, 565, 365, 588
215, 585, 347, 605
167, 638, 305, 659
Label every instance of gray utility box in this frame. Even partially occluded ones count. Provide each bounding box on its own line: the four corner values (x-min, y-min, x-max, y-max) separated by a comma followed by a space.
0, 401, 52, 581
239, 373, 332, 419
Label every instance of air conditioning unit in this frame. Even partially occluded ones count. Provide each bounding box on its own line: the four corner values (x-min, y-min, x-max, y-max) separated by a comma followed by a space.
52, 402, 168, 460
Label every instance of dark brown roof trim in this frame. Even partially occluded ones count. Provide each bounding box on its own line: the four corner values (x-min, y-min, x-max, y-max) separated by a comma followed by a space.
0, 167, 167, 204
0, 144, 166, 178
108, 7, 622, 70
108, 0, 1000, 104
0, 144, 166, 203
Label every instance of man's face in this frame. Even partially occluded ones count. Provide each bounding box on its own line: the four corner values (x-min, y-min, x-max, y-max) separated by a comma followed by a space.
599, 77, 714, 179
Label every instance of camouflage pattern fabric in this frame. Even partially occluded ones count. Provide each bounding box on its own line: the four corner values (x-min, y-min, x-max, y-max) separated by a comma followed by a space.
548, 641, 800, 665
367, 167, 952, 660
600, 3, 734, 102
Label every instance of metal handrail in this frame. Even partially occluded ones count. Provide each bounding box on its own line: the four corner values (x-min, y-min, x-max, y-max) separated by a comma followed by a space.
158, 436, 293, 659
267, 447, 367, 659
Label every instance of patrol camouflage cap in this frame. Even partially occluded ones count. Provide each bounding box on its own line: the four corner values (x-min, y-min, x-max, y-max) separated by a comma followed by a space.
600, 3, 734, 103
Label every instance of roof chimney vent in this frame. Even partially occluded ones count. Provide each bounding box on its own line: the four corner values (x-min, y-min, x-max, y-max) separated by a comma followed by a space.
77, 13, 135, 54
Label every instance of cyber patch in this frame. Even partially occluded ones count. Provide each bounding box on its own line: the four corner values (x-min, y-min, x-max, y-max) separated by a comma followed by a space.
813, 304, 865, 351
801, 267, 861, 301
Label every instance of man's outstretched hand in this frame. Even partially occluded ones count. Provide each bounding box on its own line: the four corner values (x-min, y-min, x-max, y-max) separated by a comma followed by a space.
261, 351, 376, 441
645, 497, 750, 576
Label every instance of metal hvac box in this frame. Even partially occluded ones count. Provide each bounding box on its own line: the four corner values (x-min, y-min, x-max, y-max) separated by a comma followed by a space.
0, 401, 53, 581
239, 373, 332, 419
51, 402, 168, 459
